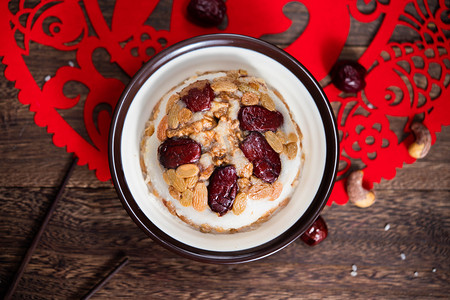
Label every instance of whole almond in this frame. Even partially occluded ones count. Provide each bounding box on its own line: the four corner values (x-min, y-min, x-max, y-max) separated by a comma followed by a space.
249, 183, 273, 200
270, 181, 283, 201
166, 93, 180, 114
232, 192, 247, 215
176, 164, 200, 178
260, 94, 276, 111
169, 186, 181, 200
168, 103, 181, 129
285, 142, 298, 160
157, 116, 168, 141
162, 170, 171, 185
276, 130, 287, 144
288, 132, 298, 143
167, 169, 186, 192
193, 182, 208, 211
185, 175, 199, 189
180, 189, 193, 207
265, 131, 284, 153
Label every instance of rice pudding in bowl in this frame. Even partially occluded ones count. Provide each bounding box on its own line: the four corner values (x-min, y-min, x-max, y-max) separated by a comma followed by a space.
109, 34, 338, 263
141, 70, 304, 233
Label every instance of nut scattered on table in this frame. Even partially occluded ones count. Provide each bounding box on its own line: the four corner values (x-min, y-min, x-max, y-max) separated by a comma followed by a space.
346, 170, 375, 208
408, 122, 431, 159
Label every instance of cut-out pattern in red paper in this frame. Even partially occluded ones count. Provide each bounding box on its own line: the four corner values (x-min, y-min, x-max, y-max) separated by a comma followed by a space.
1, 0, 449, 205
324, 0, 450, 205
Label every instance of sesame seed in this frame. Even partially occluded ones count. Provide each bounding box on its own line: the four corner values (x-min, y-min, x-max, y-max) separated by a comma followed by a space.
432, 268, 436, 273
44, 75, 51, 82
414, 271, 419, 277
68, 61, 75, 67
384, 223, 390, 231
352, 264, 357, 271
400, 253, 406, 260
350, 271, 358, 277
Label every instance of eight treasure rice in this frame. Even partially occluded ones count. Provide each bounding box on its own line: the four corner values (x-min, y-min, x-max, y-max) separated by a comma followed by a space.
141, 70, 304, 233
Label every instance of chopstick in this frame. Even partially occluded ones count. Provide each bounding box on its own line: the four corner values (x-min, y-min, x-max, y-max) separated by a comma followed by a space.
82, 256, 129, 300
3, 157, 78, 300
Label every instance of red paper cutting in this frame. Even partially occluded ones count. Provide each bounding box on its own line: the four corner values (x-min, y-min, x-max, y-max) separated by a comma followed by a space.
0, 0, 449, 205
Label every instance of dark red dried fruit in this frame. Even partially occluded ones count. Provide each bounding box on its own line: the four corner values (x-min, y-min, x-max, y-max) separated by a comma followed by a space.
331, 60, 367, 93
181, 83, 214, 112
238, 105, 283, 132
300, 215, 328, 246
239, 132, 281, 183
187, 0, 227, 27
208, 165, 238, 216
158, 137, 201, 169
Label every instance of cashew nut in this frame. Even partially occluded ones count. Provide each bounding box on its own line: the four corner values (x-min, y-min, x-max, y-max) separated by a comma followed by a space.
408, 122, 431, 159
346, 170, 375, 208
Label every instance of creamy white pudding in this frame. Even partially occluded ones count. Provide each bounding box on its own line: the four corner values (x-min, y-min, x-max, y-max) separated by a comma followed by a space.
141, 70, 304, 233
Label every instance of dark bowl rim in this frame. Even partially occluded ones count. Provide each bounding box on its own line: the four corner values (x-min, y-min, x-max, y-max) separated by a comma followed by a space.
109, 33, 339, 264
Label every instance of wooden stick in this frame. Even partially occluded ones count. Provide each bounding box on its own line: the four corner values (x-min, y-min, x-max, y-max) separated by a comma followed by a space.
82, 256, 129, 300
3, 157, 78, 300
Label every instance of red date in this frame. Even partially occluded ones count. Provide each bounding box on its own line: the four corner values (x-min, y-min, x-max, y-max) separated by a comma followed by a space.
181, 83, 214, 112
187, 0, 227, 27
158, 137, 201, 169
239, 132, 281, 183
238, 105, 283, 132
331, 60, 367, 93
208, 165, 238, 216
300, 215, 328, 246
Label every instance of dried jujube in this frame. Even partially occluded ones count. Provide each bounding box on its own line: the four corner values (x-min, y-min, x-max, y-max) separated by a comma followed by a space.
238, 105, 283, 132
300, 215, 328, 246
208, 165, 238, 216
158, 137, 202, 169
239, 132, 281, 183
330, 60, 367, 93
181, 83, 215, 112
187, 0, 227, 27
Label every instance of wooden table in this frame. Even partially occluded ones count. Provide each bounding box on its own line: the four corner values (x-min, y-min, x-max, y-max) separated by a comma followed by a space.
1, 1, 449, 299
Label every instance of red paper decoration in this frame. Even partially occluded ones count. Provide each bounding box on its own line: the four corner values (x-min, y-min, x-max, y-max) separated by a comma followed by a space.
1, 0, 449, 205
324, 0, 450, 205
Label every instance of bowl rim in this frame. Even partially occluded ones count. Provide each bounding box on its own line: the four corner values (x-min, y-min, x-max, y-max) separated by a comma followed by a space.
109, 33, 339, 264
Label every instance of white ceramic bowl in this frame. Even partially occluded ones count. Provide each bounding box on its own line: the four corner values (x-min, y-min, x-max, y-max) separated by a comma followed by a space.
109, 34, 338, 263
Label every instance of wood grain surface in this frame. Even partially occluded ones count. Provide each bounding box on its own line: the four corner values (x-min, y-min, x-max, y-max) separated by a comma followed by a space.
1, 1, 449, 299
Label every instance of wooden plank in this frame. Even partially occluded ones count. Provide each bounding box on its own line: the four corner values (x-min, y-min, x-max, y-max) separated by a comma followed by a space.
1, 186, 448, 298
1, 1, 449, 298
9, 253, 450, 299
